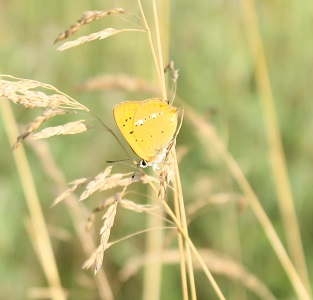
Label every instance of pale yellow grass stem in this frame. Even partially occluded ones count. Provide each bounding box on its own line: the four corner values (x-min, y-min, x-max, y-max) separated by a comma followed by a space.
172, 178, 189, 300
30, 141, 114, 300
173, 151, 197, 300
184, 103, 310, 300
161, 200, 226, 300
147, 180, 224, 299
140, 2, 167, 300
152, 0, 167, 99
138, 0, 196, 299
137, 0, 164, 98
151, 1, 196, 298
1, 100, 66, 300
240, 0, 311, 296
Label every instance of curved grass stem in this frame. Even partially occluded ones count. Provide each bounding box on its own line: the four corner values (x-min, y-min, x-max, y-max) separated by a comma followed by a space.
1, 100, 66, 300
240, 0, 311, 296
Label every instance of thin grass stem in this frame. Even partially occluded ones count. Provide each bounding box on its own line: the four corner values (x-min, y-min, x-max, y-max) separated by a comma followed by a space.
138, 0, 163, 97
172, 176, 189, 300
240, 0, 311, 296
173, 151, 197, 300
30, 141, 114, 300
1, 101, 66, 300
184, 102, 310, 300
152, 0, 167, 99
161, 199, 226, 300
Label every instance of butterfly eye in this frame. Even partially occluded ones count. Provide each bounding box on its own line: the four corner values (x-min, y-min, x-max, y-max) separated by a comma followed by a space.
139, 159, 148, 168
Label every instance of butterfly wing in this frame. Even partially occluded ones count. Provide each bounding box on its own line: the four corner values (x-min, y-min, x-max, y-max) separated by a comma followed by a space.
113, 100, 143, 158
133, 99, 178, 162
113, 99, 178, 163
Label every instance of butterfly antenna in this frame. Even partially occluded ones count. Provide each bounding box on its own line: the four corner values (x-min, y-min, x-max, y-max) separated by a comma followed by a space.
106, 158, 132, 164
89, 110, 136, 165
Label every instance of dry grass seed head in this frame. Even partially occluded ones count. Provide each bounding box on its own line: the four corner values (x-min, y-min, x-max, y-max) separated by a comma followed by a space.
164, 61, 179, 84
31, 120, 90, 140
13, 108, 68, 149
96, 172, 157, 193
84, 192, 123, 274
57, 28, 145, 51
51, 178, 88, 207
86, 196, 116, 231
0, 75, 88, 111
120, 199, 160, 213
54, 8, 130, 43
158, 145, 176, 200
79, 166, 113, 201
79, 74, 159, 95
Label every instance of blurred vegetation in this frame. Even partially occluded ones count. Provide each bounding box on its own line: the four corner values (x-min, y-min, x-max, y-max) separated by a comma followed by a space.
1, 0, 313, 299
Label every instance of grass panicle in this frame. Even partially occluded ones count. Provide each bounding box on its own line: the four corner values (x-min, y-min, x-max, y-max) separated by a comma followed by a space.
57, 28, 146, 51
0, 75, 88, 110
79, 73, 159, 94
31, 120, 90, 139
54, 8, 130, 44
13, 108, 68, 149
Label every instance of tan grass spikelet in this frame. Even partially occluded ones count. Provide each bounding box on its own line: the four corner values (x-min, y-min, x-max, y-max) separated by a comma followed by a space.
51, 178, 88, 207
57, 28, 146, 51
13, 108, 67, 149
79, 166, 113, 201
85, 197, 120, 274
83, 244, 107, 272
96, 199, 118, 273
86, 197, 116, 231
80, 171, 157, 201
164, 61, 179, 84
120, 199, 160, 213
186, 193, 246, 219
158, 144, 176, 200
31, 120, 90, 140
0, 75, 88, 111
54, 8, 130, 43
79, 74, 159, 94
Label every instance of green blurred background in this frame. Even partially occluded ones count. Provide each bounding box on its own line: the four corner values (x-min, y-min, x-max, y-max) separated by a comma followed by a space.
1, 0, 313, 299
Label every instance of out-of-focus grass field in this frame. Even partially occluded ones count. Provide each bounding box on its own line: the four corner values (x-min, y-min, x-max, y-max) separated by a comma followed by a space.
1, 1, 313, 299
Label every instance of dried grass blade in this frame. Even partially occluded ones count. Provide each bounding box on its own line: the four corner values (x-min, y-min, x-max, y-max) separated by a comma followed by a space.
31, 120, 90, 140
86, 197, 116, 231
79, 166, 113, 201
96, 172, 157, 192
54, 8, 130, 43
79, 74, 159, 94
13, 109, 67, 149
0, 75, 89, 111
51, 178, 88, 207
86, 201, 118, 274
57, 28, 146, 51
120, 199, 160, 213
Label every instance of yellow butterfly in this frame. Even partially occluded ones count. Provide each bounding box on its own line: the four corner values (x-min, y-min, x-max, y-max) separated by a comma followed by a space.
113, 98, 178, 168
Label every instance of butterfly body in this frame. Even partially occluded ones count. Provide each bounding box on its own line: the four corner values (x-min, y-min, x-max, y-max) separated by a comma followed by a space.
113, 98, 178, 168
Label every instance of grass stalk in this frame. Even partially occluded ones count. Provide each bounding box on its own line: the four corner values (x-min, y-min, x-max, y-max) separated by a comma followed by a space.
173, 151, 197, 300
138, 1, 196, 299
138, 0, 163, 97
184, 102, 310, 300
160, 199, 226, 300
151, 0, 167, 99
30, 141, 114, 300
172, 177, 189, 300
1, 100, 66, 300
240, 0, 311, 296
150, 1, 197, 297
140, 1, 168, 299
